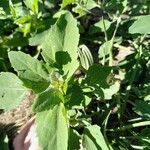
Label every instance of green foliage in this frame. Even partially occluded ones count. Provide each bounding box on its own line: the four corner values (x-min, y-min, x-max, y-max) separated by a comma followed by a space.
82, 125, 109, 150
0, 0, 150, 149
36, 103, 68, 150
129, 15, 150, 34
32, 88, 64, 112
8, 51, 50, 93
0, 72, 27, 110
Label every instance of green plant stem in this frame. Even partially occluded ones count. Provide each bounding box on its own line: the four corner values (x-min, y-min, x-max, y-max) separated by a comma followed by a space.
128, 117, 143, 122
103, 111, 113, 150
121, 45, 141, 116
116, 94, 121, 121
102, 16, 108, 42
109, 17, 121, 66
107, 121, 150, 132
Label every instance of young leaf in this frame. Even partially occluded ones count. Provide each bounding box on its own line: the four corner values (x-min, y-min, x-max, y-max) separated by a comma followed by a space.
32, 88, 64, 112
36, 103, 68, 150
8, 51, 50, 93
129, 15, 150, 34
41, 12, 79, 77
0, 72, 27, 110
82, 125, 109, 150
24, 0, 38, 14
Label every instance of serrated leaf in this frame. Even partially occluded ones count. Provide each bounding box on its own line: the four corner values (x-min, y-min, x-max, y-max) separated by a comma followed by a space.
0, 72, 27, 110
129, 15, 150, 34
82, 125, 109, 150
8, 51, 50, 93
36, 103, 68, 150
41, 12, 79, 77
32, 88, 64, 112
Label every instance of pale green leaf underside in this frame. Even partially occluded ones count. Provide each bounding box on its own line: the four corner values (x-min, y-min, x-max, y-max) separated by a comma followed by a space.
36, 103, 68, 150
8, 51, 50, 93
0, 72, 27, 110
82, 125, 109, 150
129, 15, 150, 34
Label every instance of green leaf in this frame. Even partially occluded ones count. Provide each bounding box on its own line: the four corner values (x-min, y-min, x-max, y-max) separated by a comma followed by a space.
4, 32, 28, 48
41, 12, 79, 77
0, 72, 27, 110
84, 65, 111, 88
24, 0, 38, 14
73, 0, 99, 17
102, 81, 120, 99
139, 128, 150, 148
129, 15, 150, 34
99, 40, 113, 65
9, 0, 16, 18
29, 29, 48, 46
65, 84, 84, 107
32, 88, 64, 112
8, 51, 50, 93
36, 103, 68, 150
89, 19, 111, 33
82, 125, 109, 150
134, 100, 150, 119
68, 129, 80, 150
61, 0, 75, 9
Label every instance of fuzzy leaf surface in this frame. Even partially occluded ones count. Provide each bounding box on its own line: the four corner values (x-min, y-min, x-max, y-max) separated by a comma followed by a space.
41, 12, 79, 77
36, 103, 68, 150
8, 51, 50, 93
32, 88, 64, 112
0, 72, 27, 110
82, 125, 109, 150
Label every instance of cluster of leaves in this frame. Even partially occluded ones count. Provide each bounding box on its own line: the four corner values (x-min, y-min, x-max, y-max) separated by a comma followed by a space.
0, 0, 150, 150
